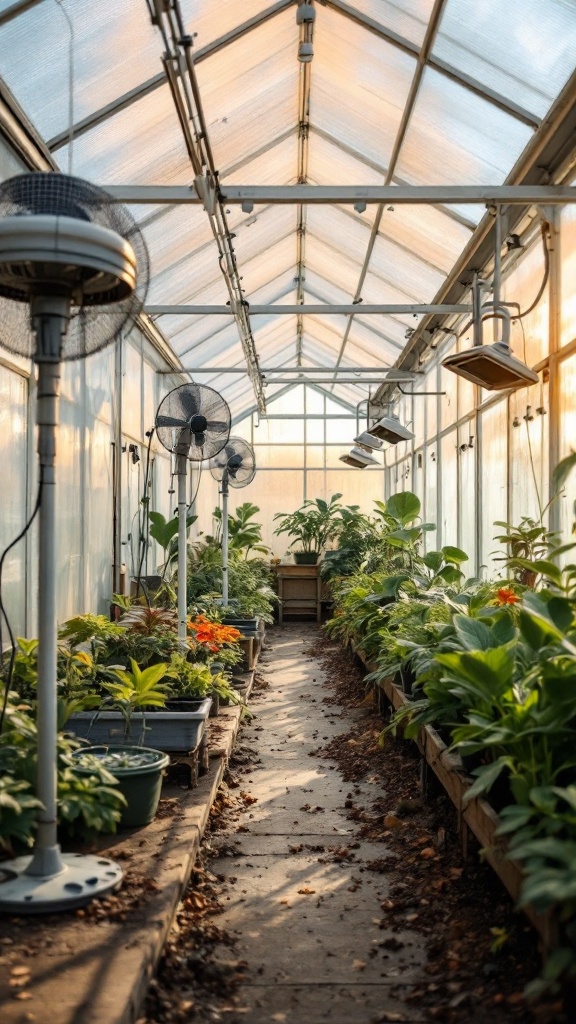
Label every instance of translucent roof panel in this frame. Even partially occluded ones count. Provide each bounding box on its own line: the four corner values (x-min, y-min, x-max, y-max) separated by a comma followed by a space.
181, 0, 282, 50
312, 5, 417, 169
395, 67, 534, 186
374, 204, 473, 275
142, 205, 216, 282
194, 8, 299, 172
0, 0, 161, 141
434, 0, 576, 119
307, 130, 384, 187
221, 134, 297, 184
232, 205, 295, 270
58, 84, 191, 186
349, 0, 434, 45
239, 237, 295, 296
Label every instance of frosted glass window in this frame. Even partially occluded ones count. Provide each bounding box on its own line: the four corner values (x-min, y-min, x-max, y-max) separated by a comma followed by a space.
0, 366, 28, 635
424, 447, 438, 541
306, 420, 325, 443
480, 399, 509, 572
440, 363, 458, 430
561, 201, 576, 347
326, 419, 357, 444
256, 419, 304, 445
306, 446, 326, 469
509, 381, 548, 527
252, 446, 304, 469
85, 419, 114, 615
458, 420, 476, 569
557, 352, 576, 546
440, 431, 458, 548
122, 340, 142, 441
503, 239, 549, 368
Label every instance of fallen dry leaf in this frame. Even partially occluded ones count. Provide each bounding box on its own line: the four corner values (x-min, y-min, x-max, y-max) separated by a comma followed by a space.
297, 887, 316, 895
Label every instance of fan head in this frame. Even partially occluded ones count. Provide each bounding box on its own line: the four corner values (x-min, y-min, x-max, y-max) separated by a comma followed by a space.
0, 173, 149, 360
210, 437, 256, 488
156, 383, 231, 461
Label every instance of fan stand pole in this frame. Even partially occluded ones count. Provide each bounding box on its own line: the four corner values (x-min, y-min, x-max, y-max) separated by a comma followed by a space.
221, 472, 229, 606
177, 455, 188, 641
0, 299, 123, 912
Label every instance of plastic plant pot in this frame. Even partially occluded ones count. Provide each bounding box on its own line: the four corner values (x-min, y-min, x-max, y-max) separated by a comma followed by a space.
68, 745, 170, 828
293, 551, 319, 565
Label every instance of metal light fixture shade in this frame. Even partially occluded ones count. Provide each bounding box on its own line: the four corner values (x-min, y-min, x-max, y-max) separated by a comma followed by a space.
298, 41, 314, 62
353, 431, 384, 452
339, 446, 380, 468
367, 414, 415, 444
442, 342, 539, 391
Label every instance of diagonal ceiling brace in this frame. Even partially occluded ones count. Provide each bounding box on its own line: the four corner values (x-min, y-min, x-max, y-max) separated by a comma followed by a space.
147, 0, 266, 414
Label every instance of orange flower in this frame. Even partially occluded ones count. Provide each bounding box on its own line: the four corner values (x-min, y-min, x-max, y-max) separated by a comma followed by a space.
187, 616, 242, 650
494, 587, 520, 606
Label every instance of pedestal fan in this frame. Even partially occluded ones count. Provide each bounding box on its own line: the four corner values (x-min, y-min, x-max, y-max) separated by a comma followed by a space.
155, 384, 231, 639
210, 438, 256, 605
0, 172, 149, 911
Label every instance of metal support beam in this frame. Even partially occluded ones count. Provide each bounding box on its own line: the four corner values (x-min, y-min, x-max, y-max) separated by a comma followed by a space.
158, 367, 420, 376
145, 303, 472, 315
261, 377, 396, 384
106, 185, 576, 205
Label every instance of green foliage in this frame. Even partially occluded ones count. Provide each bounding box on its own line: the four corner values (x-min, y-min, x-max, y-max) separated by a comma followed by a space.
274, 493, 345, 555
327, 482, 576, 993
0, 691, 125, 849
214, 502, 270, 557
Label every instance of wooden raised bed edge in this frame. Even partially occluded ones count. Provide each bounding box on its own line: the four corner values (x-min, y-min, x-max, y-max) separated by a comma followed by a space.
352, 645, 558, 951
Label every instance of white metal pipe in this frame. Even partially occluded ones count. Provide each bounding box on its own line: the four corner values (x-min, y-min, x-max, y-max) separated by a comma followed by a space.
221, 474, 229, 606
146, 303, 472, 315
26, 357, 63, 877
107, 185, 576, 205
177, 455, 188, 641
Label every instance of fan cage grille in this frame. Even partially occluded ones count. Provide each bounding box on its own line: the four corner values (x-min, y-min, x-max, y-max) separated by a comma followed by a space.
0, 173, 149, 361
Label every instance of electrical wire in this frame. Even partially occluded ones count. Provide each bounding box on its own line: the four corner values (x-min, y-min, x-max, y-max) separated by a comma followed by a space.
518, 318, 544, 521
0, 474, 44, 733
457, 220, 551, 341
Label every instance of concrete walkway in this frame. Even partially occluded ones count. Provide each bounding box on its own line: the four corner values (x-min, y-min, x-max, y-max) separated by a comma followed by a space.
213, 624, 427, 1024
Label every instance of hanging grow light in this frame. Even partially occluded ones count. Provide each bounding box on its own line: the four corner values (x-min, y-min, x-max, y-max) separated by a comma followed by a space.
353, 431, 384, 452
442, 334, 539, 390
339, 446, 380, 468
366, 411, 414, 444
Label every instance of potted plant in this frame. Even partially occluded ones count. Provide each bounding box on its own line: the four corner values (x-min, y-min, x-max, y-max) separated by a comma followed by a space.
67, 745, 169, 828
65, 657, 212, 753
273, 493, 344, 564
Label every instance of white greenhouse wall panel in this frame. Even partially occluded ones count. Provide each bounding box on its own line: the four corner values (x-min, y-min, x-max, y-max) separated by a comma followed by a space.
0, 365, 28, 637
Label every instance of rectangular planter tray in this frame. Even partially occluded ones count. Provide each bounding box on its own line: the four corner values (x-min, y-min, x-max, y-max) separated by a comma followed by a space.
66, 697, 212, 753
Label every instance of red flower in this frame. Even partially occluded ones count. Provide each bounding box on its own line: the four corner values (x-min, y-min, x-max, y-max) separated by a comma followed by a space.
495, 587, 520, 606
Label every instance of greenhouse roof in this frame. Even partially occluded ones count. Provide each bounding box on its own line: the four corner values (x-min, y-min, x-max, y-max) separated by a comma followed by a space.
1, 0, 576, 418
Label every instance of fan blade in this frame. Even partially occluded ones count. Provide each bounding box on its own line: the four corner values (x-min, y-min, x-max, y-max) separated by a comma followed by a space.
205, 420, 230, 433
156, 414, 188, 429
178, 384, 201, 420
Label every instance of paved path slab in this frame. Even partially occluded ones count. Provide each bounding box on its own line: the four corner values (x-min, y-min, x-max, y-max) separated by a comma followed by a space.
209, 624, 427, 1023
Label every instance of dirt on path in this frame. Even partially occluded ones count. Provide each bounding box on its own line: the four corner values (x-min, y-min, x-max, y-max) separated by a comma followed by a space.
143, 624, 567, 1024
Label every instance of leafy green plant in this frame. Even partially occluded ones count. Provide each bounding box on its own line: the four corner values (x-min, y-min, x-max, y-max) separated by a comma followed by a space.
274, 493, 344, 556
99, 658, 174, 736
214, 502, 270, 557
148, 509, 197, 605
